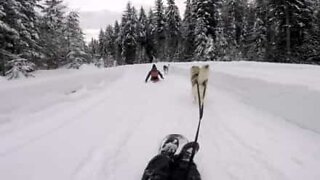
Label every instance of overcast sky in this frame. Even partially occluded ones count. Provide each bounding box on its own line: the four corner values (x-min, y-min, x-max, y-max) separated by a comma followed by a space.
63, 0, 186, 41
64, 0, 186, 13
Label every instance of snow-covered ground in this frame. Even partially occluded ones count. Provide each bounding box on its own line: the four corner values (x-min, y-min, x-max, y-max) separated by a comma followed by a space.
0, 62, 320, 180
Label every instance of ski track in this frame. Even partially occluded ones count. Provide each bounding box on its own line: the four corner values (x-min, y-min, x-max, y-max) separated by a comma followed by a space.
0, 63, 320, 180
73, 66, 201, 180
0, 68, 125, 156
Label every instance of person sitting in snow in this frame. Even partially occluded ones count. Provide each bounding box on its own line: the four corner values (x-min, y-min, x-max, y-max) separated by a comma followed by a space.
169, 142, 201, 180
145, 64, 164, 83
141, 137, 179, 180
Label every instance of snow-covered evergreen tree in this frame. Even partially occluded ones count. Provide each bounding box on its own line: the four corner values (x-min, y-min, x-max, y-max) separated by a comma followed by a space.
113, 21, 122, 64
0, 0, 40, 75
244, 0, 267, 61
181, 0, 196, 61
268, 0, 313, 62
221, 0, 248, 60
153, 0, 166, 60
6, 58, 35, 79
298, 0, 320, 64
17, 0, 41, 62
165, 0, 181, 61
39, 0, 67, 69
88, 38, 99, 59
193, 0, 217, 38
120, 2, 138, 64
104, 25, 116, 66
146, 9, 156, 62
213, 7, 228, 61
204, 36, 215, 61
194, 17, 208, 61
98, 29, 107, 58
137, 7, 148, 63
65, 11, 88, 69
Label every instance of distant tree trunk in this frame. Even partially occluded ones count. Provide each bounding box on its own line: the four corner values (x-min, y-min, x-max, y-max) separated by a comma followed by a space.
0, 53, 5, 76
285, 4, 291, 58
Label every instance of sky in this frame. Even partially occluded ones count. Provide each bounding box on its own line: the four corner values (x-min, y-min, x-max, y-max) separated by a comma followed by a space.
1, 61, 320, 180
64, 0, 186, 13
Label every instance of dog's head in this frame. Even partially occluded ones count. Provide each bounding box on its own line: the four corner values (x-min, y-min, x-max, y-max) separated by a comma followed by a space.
191, 66, 200, 74
190, 66, 200, 85
202, 64, 209, 69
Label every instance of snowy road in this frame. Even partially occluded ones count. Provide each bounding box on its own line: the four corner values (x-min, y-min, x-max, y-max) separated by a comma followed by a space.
0, 62, 320, 180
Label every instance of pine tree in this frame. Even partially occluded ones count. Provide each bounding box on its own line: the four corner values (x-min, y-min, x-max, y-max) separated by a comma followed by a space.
154, 0, 166, 61
194, 17, 208, 61
220, 0, 247, 60
213, 5, 228, 61
88, 38, 99, 59
181, 0, 196, 61
165, 0, 181, 61
5, 58, 35, 79
65, 11, 88, 69
137, 7, 148, 63
113, 21, 122, 65
0, 1, 18, 75
245, 0, 267, 61
104, 25, 115, 66
17, 0, 41, 63
0, 0, 40, 75
146, 9, 156, 62
121, 3, 138, 64
299, 0, 320, 64
268, 0, 313, 62
193, 0, 217, 38
98, 29, 106, 58
39, 0, 67, 69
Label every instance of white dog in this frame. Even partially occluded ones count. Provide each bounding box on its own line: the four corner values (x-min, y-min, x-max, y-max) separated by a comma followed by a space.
190, 65, 209, 105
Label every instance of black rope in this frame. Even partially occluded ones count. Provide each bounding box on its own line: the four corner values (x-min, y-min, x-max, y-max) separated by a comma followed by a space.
185, 81, 205, 179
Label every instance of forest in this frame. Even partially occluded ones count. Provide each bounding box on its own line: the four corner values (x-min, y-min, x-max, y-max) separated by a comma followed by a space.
1, 0, 320, 78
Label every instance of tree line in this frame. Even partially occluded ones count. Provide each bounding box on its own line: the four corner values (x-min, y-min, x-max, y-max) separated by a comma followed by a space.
89, 0, 320, 65
1, 0, 320, 78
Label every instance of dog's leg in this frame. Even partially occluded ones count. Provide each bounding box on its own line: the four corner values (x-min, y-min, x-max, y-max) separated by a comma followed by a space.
192, 85, 198, 104
198, 85, 204, 105
202, 80, 208, 101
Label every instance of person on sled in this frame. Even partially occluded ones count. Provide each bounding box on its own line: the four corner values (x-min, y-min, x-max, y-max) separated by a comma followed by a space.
141, 140, 201, 180
141, 137, 179, 180
145, 64, 164, 83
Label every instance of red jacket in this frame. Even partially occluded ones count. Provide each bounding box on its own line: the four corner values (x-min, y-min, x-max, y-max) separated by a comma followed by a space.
145, 68, 164, 82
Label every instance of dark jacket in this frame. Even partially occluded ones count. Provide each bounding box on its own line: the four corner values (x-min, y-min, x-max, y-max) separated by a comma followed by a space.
142, 154, 173, 180
145, 65, 164, 82
169, 155, 201, 180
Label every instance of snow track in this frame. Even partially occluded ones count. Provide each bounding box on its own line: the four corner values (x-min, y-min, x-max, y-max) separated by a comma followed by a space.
0, 62, 320, 180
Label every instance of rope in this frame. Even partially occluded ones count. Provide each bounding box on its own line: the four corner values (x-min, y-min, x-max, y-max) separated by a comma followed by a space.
185, 81, 205, 179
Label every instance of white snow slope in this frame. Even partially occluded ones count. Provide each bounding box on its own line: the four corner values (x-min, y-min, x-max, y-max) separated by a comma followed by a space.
0, 62, 320, 180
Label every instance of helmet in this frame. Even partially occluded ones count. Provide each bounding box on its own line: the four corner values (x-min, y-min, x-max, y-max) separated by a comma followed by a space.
152, 64, 157, 69
160, 137, 179, 156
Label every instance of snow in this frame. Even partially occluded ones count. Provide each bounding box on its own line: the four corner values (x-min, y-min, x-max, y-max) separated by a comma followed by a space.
0, 62, 320, 180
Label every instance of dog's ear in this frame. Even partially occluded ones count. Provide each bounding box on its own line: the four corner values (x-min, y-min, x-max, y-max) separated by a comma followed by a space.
203, 64, 209, 69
